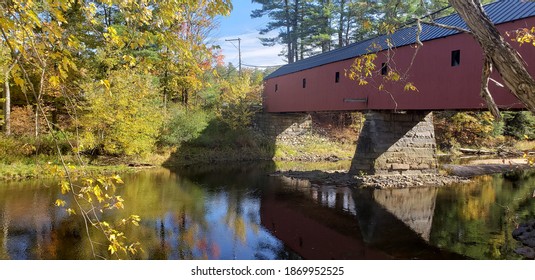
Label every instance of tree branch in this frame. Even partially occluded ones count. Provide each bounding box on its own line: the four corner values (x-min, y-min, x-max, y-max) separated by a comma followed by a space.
420, 20, 472, 34
481, 55, 501, 120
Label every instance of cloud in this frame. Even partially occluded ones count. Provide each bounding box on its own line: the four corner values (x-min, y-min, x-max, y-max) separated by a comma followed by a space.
214, 31, 286, 68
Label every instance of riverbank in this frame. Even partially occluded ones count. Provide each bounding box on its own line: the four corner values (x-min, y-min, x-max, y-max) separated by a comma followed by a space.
271, 158, 533, 189
0, 160, 139, 181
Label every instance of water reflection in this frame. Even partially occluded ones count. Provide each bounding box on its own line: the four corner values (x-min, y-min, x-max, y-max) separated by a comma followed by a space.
431, 172, 535, 260
0, 164, 534, 259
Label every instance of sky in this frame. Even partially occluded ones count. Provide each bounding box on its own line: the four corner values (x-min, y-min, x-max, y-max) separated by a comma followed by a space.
211, 1, 286, 68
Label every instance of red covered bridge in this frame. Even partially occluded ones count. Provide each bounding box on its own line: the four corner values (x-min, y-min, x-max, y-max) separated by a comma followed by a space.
261, 0, 535, 175
263, 0, 535, 113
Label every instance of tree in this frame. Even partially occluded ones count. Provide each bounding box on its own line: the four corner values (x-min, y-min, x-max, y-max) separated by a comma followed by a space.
0, 0, 232, 259
253, 0, 453, 61
252, 0, 300, 63
448, 0, 535, 114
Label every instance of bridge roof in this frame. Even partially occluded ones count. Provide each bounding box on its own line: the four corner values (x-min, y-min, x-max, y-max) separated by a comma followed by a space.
265, 0, 535, 80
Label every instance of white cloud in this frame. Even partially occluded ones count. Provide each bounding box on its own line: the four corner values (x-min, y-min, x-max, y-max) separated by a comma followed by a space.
214, 31, 286, 68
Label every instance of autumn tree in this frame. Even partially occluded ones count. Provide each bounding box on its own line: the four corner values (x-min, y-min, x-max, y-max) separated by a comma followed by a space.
0, 0, 232, 259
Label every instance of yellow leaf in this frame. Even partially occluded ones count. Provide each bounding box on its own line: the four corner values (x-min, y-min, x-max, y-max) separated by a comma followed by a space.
60, 181, 71, 194
112, 174, 124, 184
108, 244, 116, 254
49, 75, 60, 87
13, 76, 24, 88
54, 199, 66, 207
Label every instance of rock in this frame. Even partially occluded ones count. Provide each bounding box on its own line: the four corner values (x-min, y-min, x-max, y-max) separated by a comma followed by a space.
514, 247, 535, 259
512, 227, 525, 238
512, 220, 535, 258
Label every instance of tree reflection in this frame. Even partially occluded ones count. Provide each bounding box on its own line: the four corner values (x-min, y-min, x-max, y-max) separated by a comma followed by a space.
430, 171, 535, 259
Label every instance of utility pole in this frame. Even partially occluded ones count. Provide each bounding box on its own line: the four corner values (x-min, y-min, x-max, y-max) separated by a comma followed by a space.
225, 38, 241, 76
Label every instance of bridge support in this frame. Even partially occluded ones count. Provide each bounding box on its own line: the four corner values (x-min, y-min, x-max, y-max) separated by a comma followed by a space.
350, 111, 438, 175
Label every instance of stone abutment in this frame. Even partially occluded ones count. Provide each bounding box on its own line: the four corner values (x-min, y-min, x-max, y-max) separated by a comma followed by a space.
350, 111, 438, 175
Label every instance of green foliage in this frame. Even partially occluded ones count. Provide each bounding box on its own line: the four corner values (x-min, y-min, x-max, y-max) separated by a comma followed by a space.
252, 0, 452, 61
435, 112, 496, 148
217, 70, 262, 129
0, 132, 74, 164
502, 111, 535, 140
80, 70, 163, 157
0, 0, 232, 260
159, 107, 210, 146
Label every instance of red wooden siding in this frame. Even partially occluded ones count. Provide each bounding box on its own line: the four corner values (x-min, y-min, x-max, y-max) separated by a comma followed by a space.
263, 18, 535, 113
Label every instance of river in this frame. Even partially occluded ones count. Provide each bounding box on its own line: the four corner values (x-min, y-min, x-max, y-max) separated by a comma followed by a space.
0, 162, 534, 260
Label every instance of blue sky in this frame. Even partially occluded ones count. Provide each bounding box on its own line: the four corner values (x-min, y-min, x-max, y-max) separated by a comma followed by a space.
212, 1, 286, 68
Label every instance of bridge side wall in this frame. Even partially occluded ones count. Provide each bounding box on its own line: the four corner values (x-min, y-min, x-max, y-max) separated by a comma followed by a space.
350, 111, 438, 175
263, 17, 535, 113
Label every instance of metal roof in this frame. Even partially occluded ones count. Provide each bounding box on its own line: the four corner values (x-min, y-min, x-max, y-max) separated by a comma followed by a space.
265, 0, 535, 80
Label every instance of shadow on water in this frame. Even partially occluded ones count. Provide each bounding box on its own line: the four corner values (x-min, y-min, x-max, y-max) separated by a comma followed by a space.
172, 165, 465, 259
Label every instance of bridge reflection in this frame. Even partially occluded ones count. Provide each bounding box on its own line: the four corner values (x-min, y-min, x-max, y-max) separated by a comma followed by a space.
262, 176, 465, 259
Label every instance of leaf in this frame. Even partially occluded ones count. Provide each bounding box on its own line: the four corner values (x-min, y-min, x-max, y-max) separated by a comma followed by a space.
108, 244, 116, 254
54, 199, 66, 207
13, 76, 24, 88
112, 174, 124, 184
49, 75, 60, 87
404, 82, 419, 92
60, 180, 71, 194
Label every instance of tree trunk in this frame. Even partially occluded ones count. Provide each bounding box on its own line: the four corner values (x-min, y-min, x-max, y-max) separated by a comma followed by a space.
292, 0, 300, 62
34, 104, 39, 137
2, 75, 9, 136
449, 0, 535, 114
284, 0, 294, 63
338, 0, 346, 48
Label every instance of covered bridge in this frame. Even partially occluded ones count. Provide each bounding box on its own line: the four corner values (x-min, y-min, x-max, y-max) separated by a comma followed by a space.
263, 0, 535, 113
261, 0, 535, 176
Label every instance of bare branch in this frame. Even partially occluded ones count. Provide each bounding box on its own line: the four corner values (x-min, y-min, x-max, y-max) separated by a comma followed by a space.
420, 20, 472, 34
481, 56, 501, 120
416, 19, 424, 46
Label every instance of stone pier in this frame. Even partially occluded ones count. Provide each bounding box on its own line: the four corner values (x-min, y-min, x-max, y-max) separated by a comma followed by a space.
253, 112, 312, 139
350, 111, 438, 175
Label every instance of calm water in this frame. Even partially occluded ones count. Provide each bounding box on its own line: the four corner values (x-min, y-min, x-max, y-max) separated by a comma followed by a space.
0, 162, 534, 260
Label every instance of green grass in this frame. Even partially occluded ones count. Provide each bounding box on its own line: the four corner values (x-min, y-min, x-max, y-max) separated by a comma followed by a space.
273, 134, 355, 161
0, 161, 135, 181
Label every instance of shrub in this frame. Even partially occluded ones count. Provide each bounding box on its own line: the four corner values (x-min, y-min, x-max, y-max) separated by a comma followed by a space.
80, 69, 164, 156
435, 112, 495, 148
502, 111, 535, 140
10, 105, 49, 136
159, 107, 210, 146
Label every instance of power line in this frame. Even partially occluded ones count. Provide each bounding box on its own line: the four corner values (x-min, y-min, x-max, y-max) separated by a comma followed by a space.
242, 63, 284, 68
225, 38, 241, 76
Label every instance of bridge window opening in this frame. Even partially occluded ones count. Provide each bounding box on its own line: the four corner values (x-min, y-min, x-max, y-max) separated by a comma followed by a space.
381, 63, 388, 76
275, 84, 278, 92
451, 50, 461, 66
335, 72, 340, 83
302, 78, 307, 88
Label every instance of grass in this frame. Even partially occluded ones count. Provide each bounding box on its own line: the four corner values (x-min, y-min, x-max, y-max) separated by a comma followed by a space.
0, 161, 135, 181
514, 140, 535, 152
273, 133, 355, 161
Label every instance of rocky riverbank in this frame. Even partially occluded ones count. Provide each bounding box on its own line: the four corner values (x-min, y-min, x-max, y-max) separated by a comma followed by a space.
271, 158, 532, 189
271, 170, 470, 189
513, 220, 535, 259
